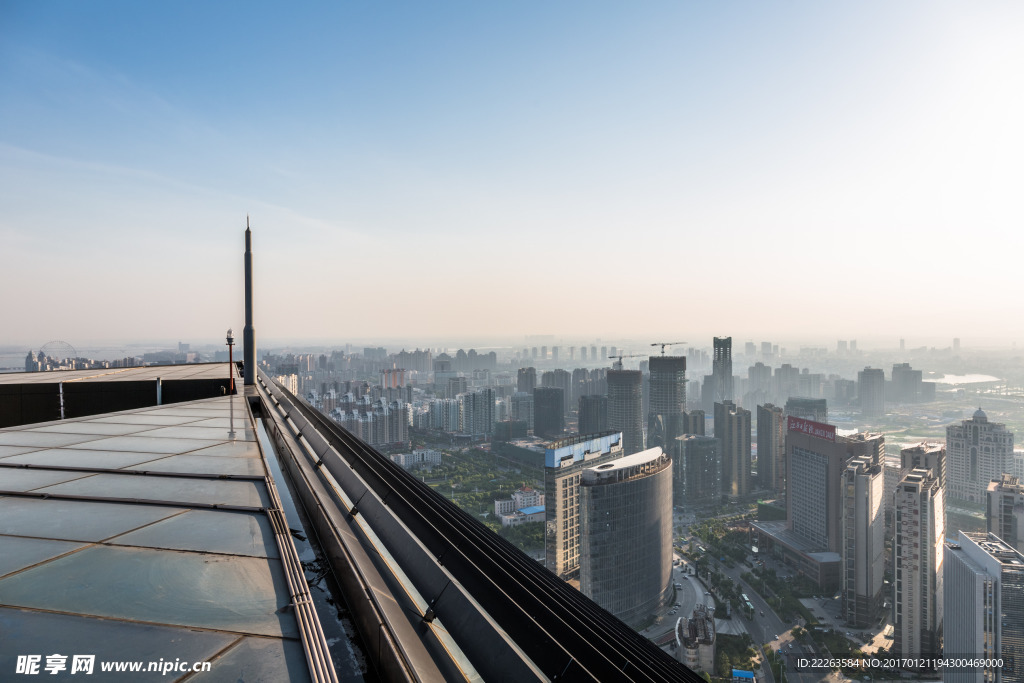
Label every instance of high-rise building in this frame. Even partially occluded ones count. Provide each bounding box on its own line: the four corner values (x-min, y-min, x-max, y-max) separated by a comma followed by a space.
947, 408, 1014, 505
580, 346, 587, 361
543, 432, 623, 579
747, 362, 773, 402
681, 410, 705, 436
712, 337, 734, 402
647, 356, 687, 452
857, 367, 885, 417
578, 395, 608, 436
510, 391, 534, 432
517, 367, 537, 394
608, 369, 644, 455
987, 474, 1024, 553
784, 397, 827, 423
944, 531, 1024, 682
551, 346, 559, 363
533, 388, 564, 438
892, 363, 924, 403
900, 443, 946, 490
757, 404, 786, 494
579, 447, 673, 627
541, 369, 571, 417
447, 376, 468, 399
761, 341, 773, 361
458, 388, 495, 437
714, 400, 751, 498
674, 435, 720, 507
786, 418, 884, 554
842, 456, 885, 627
893, 467, 944, 658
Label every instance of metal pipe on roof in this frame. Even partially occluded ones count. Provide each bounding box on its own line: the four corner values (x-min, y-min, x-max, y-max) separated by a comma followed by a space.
244, 217, 256, 386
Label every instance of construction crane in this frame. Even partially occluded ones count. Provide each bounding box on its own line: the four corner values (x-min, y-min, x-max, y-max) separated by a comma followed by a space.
608, 353, 646, 370
650, 341, 687, 356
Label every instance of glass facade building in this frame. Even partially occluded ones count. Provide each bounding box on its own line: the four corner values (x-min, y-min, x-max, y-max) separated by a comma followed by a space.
579, 447, 673, 627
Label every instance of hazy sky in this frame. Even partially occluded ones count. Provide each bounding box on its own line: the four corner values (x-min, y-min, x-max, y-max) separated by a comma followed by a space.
2, 2, 1023, 348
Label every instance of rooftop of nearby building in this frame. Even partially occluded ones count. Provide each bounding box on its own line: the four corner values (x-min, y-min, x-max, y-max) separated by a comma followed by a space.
0, 362, 231, 384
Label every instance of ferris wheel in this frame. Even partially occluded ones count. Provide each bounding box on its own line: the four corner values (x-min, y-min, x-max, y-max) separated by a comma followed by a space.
40, 340, 78, 362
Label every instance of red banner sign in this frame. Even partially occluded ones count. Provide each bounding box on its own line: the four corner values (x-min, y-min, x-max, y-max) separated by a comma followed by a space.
787, 416, 836, 442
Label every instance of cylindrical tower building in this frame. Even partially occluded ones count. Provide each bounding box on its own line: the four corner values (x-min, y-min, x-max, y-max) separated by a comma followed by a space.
579, 447, 672, 627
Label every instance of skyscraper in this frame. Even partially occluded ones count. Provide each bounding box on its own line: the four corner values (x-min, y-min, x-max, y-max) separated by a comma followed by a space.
857, 367, 885, 417
608, 369, 644, 455
757, 404, 785, 494
891, 363, 923, 403
784, 397, 827, 423
681, 410, 705, 436
459, 388, 495, 437
579, 447, 673, 627
517, 367, 537, 394
712, 337, 733, 402
947, 408, 1014, 505
543, 432, 623, 579
647, 356, 687, 452
714, 400, 751, 498
674, 434, 720, 507
893, 467, 944, 658
541, 368, 571, 417
786, 418, 884, 555
510, 391, 534, 431
533, 387, 564, 438
987, 474, 1024, 553
842, 456, 884, 627
900, 442, 946, 489
578, 395, 608, 436
944, 531, 1024, 682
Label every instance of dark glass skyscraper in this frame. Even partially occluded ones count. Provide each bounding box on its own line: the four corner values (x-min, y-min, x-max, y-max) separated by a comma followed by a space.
608, 370, 644, 455
714, 400, 750, 498
578, 394, 608, 436
712, 337, 733, 403
647, 356, 686, 452
533, 387, 564, 438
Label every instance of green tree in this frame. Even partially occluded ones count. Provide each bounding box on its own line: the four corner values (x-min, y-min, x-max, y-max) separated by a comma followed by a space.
716, 651, 731, 678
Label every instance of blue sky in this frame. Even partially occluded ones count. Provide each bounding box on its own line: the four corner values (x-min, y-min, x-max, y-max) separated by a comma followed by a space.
2, 2, 1023, 347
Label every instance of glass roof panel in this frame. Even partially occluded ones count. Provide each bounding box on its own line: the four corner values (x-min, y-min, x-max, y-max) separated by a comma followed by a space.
110, 509, 279, 558
125, 454, 265, 477
34, 474, 269, 509
25, 422, 156, 436
189, 636, 311, 683
0, 546, 298, 638
0, 606, 239, 680
69, 435, 223, 454
0, 536, 86, 578
0, 448, 167, 470
0, 498, 186, 542
0, 469, 96, 491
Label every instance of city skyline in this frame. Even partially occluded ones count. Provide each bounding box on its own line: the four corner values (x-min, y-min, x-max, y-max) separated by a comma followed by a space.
3, 2, 1024, 343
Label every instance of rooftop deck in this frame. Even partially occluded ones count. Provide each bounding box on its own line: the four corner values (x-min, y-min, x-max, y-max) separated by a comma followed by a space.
0, 393, 332, 681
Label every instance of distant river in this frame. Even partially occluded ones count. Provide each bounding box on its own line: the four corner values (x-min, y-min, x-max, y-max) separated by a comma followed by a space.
928, 374, 1001, 385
